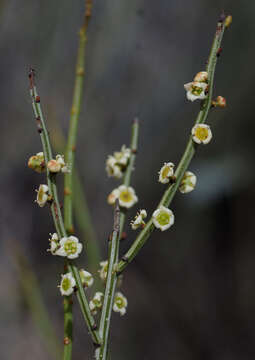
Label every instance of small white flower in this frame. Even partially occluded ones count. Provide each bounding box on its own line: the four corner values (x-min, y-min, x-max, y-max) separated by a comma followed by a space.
47, 155, 70, 173
118, 185, 138, 208
36, 184, 49, 207
47, 232, 59, 255
59, 272, 76, 296
114, 145, 131, 166
89, 292, 104, 314
56, 154, 70, 173
191, 124, 212, 144
152, 205, 175, 231
130, 209, 147, 230
158, 162, 175, 184
55, 236, 83, 259
99, 260, 108, 282
79, 269, 94, 288
107, 188, 120, 205
179, 171, 197, 194
184, 81, 207, 102
113, 292, 128, 316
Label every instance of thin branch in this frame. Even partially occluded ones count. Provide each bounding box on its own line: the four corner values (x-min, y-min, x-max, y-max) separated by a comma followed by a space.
63, 1, 93, 357
29, 68, 101, 347
64, 0, 93, 235
97, 200, 120, 360
116, 14, 228, 274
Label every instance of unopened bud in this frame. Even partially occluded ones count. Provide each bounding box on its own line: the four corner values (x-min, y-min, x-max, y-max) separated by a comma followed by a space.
193, 71, 208, 83
47, 159, 61, 173
225, 15, 232, 28
212, 96, 226, 108
28, 152, 45, 173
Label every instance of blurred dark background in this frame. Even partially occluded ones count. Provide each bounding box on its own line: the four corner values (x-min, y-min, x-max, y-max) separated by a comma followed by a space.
1, 0, 255, 359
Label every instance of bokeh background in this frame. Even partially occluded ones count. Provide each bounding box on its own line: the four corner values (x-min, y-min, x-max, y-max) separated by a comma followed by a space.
1, 0, 255, 359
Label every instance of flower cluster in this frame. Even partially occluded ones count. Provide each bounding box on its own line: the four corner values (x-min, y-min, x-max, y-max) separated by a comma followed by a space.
48, 234, 83, 259
107, 185, 138, 208
47, 154, 69, 174
179, 171, 197, 194
28, 152, 45, 173
113, 292, 128, 316
106, 145, 131, 179
130, 209, 147, 230
35, 184, 51, 207
158, 162, 175, 184
89, 292, 104, 314
184, 71, 208, 102
152, 205, 174, 231
191, 124, 212, 145
58, 269, 93, 296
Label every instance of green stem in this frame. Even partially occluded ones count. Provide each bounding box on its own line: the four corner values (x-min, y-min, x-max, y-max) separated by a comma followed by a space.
97, 201, 120, 360
63, 2, 93, 356
29, 69, 101, 347
64, 2, 92, 235
63, 296, 73, 359
117, 16, 227, 274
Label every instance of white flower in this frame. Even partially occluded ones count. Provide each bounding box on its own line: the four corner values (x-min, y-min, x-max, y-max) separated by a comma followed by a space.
47, 155, 70, 173
118, 185, 138, 208
184, 81, 207, 102
107, 185, 138, 208
89, 292, 104, 314
99, 260, 108, 282
107, 188, 120, 205
152, 205, 175, 231
179, 171, 197, 194
47, 232, 59, 255
130, 209, 147, 230
191, 124, 212, 144
36, 184, 49, 207
55, 236, 83, 259
113, 292, 128, 316
79, 269, 94, 288
59, 273, 76, 296
158, 162, 175, 184
114, 145, 131, 166
56, 154, 70, 173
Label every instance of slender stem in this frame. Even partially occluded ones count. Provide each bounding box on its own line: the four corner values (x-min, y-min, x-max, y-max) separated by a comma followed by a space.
29, 69, 101, 347
97, 201, 120, 360
63, 296, 73, 360
117, 16, 227, 274
64, 0, 93, 235
63, 2, 93, 356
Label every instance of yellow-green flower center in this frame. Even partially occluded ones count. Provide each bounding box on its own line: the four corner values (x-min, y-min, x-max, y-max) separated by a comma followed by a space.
195, 127, 208, 141
64, 240, 77, 255
119, 190, 133, 203
156, 212, 170, 226
115, 296, 125, 309
62, 277, 71, 291
191, 86, 203, 96
38, 188, 45, 202
162, 166, 171, 179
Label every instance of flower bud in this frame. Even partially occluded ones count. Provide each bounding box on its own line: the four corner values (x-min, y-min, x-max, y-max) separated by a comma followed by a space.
225, 15, 232, 28
193, 71, 208, 83
47, 159, 61, 173
28, 152, 45, 173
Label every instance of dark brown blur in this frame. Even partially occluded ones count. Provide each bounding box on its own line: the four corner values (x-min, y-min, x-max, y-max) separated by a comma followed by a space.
1, 0, 255, 359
